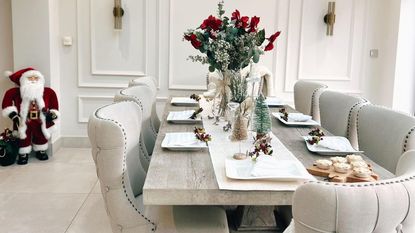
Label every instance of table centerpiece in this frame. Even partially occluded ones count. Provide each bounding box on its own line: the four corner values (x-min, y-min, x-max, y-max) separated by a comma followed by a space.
184, 0, 281, 118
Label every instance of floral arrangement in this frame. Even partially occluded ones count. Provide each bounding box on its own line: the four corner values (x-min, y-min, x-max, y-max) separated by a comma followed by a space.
189, 107, 203, 120
307, 128, 325, 145
249, 135, 273, 160
190, 94, 201, 102
279, 108, 289, 121
308, 128, 325, 137
184, 1, 281, 72
194, 127, 212, 143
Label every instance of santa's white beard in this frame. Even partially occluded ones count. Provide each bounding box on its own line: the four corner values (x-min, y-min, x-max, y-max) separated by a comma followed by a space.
20, 81, 44, 101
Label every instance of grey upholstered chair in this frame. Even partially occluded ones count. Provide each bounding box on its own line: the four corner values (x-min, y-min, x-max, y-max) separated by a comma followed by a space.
357, 104, 415, 173
293, 81, 327, 122
319, 91, 368, 149
88, 101, 229, 233
114, 85, 156, 171
282, 150, 415, 233
285, 173, 415, 232
129, 76, 160, 132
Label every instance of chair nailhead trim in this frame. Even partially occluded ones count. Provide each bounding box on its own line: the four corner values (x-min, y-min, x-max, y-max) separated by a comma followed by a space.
403, 127, 415, 152
95, 102, 157, 232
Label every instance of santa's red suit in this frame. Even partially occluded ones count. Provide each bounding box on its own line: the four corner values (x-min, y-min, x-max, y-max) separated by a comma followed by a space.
2, 68, 59, 155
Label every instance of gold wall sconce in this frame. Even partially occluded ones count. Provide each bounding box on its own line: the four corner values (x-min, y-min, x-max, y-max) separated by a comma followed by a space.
324, 2, 336, 36
113, 0, 125, 30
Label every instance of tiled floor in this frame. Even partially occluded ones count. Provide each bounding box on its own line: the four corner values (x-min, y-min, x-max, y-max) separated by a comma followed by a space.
0, 148, 113, 233
0, 147, 283, 233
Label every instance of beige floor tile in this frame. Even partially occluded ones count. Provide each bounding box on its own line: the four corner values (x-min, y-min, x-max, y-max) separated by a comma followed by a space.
51, 148, 93, 164
0, 193, 87, 233
66, 194, 112, 233
91, 180, 101, 194
0, 162, 97, 193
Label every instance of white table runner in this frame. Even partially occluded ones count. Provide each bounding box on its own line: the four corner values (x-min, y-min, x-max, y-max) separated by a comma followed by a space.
202, 116, 315, 191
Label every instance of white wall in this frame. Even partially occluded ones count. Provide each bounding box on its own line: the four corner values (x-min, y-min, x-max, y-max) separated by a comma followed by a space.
5, 0, 413, 142
392, 0, 415, 115
361, 0, 401, 108
0, 0, 14, 131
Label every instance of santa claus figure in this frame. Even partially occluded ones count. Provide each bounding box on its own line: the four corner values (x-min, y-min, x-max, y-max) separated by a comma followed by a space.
2, 67, 59, 165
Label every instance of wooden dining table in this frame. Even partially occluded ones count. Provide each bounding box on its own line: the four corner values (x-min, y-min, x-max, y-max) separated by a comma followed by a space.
142, 97, 395, 230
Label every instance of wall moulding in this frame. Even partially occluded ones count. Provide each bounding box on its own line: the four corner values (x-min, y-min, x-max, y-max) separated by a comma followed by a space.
76, 0, 154, 88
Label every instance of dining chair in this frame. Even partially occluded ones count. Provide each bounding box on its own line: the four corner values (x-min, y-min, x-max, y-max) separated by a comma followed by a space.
357, 104, 415, 174
114, 85, 156, 172
293, 80, 327, 122
241, 65, 274, 96
283, 168, 415, 233
319, 90, 369, 149
88, 101, 229, 233
128, 76, 161, 133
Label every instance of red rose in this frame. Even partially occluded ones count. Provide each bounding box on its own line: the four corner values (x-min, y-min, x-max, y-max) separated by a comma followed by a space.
200, 15, 222, 31
231, 10, 240, 21
184, 33, 197, 41
268, 31, 281, 43
184, 33, 202, 49
264, 31, 281, 51
264, 43, 274, 51
249, 16, 260, 32
231, 9, 249, 28
191, 40, 202, 49
240, 16, 249, 28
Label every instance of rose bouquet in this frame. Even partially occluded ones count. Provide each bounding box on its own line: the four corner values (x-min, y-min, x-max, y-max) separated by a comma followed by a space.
184, 1, 280, 72
184, 1, 280, 117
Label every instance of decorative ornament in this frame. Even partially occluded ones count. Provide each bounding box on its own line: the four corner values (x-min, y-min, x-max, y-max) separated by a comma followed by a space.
249, 135, 273, 160
189, 107, 203, 119
253, 94, 272, 139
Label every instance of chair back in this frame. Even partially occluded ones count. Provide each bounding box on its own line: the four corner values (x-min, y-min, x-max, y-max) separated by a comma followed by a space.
292, 175, 415, 233
114, 86, 155, 171
294, 80, 327, 122
319, 91, 368, 149
357, 104, 415, 173
129, 76, 160, 131
88, 101, 154, 232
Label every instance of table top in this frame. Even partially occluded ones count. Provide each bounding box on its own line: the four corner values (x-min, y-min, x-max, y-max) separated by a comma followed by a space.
143, 98, 394, 206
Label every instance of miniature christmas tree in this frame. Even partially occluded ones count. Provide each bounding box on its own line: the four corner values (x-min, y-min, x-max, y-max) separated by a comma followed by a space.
253, 94, 272, 139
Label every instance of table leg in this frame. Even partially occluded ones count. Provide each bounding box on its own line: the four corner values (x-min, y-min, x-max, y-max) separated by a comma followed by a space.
234, 206, 284, 232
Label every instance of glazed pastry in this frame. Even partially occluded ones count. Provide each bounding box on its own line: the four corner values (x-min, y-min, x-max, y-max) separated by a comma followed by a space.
330, 156, 347, 164
350, 160, 369, 168
315, 159, 332, 170
353, 167, 372, 178
333, 163, 351, 173
346, 154, 363, 163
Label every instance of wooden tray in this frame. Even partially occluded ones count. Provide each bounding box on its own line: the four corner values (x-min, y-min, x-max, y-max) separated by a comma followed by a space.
307, 163, 379, 183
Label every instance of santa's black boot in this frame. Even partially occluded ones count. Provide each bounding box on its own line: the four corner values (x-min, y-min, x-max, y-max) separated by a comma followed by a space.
17, 154, 29, 165
35, 151, 49, 161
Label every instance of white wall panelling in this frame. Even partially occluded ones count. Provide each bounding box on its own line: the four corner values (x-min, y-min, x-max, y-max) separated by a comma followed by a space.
166, 0, 279, 91
284, 0, 367, 94
76, 0, 152, 88
78, 96, 114, 123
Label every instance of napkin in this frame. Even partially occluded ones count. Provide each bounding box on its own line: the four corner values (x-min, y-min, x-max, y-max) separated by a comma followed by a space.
169, 134, 199, 146
169, 110, 194, 120
251, 155, 282, 177
317, 137, 355, 151
288, 113, 312, 122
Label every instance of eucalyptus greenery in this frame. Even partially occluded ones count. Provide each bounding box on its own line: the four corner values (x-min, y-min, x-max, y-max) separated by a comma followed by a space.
230, 72, 247, 103
184, 0, 280, 73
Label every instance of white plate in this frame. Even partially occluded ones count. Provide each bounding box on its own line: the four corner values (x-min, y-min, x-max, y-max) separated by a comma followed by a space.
167, 111, 202, 124
161, 132, 207, 151
170, 97, 199, 106
265, 97, 285, 107
272, 112, 320, 126
225, 159, 312, 181
303, 136, 364, 155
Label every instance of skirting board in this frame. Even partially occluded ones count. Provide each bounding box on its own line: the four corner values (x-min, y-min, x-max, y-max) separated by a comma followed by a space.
52, 137, 91, 153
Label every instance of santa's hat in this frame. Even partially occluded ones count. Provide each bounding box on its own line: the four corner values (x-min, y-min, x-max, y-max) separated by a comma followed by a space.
4, 67, 44, 86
